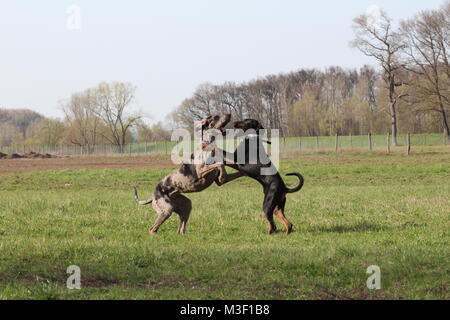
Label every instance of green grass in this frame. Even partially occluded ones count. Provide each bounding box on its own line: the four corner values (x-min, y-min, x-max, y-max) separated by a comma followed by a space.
0, 150, 449, 299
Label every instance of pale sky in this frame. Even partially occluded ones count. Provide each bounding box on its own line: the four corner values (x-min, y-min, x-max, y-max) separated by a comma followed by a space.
0, 0, 445, 123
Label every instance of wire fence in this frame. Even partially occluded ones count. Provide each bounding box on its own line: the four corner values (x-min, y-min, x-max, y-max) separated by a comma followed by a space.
0, 133, 448, 157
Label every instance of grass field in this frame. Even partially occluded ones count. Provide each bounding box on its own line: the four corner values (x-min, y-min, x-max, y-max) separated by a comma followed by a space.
0, 149, 449, 299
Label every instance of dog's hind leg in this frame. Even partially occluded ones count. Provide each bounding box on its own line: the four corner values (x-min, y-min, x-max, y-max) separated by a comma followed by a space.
150, 197, 174, 235
264, 208, 277, 235
273, 195, 293, 235
172, 194, 192, 234
263, 194, 277, 234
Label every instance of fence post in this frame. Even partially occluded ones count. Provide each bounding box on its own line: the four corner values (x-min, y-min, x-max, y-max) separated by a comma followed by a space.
335, 133, 339, 152
387, 132, 391, 154
299, 137, 302, 151
316, 136, 319, 150
165, 141, 168, 155
350, 133, 353, 150
406, 133, 411, 155
368, 132, 373, 151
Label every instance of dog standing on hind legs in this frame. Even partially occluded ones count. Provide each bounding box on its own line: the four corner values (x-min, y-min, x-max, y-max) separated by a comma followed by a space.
203, 118, 304, 235
132, 114, 243, 235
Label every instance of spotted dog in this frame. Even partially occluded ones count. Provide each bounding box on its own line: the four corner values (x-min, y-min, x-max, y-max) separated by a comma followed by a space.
132, 114, 243, 235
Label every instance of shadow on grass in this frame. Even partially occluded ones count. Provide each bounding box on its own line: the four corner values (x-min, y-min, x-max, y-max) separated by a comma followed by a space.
308, 221, 389, 233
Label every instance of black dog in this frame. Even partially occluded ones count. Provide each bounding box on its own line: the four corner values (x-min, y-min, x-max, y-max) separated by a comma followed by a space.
204, 119, 304, 235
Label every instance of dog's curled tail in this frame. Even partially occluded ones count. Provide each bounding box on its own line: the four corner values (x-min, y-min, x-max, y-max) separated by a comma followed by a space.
132, 186, 153, 205
284, 173, 304, 194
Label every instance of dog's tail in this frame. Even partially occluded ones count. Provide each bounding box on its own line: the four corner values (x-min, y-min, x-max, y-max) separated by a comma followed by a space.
284, 173, 304, 194
132, 186, 153, 205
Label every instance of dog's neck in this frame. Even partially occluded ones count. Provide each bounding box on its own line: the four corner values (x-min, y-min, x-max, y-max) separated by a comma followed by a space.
201, 129, 215, 144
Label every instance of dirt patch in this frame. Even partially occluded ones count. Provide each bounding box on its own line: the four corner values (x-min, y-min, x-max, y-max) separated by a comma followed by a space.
72, 276, 202, 289
0, 155, 175, 175
0, 270, 201, 290
22, 152, 54, 159
80, 276, 122, 288
0, 151, 55, 160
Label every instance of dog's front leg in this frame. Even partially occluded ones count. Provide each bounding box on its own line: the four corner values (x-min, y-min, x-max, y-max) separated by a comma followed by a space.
215, 166, 245, 186
197, 163, 222, 178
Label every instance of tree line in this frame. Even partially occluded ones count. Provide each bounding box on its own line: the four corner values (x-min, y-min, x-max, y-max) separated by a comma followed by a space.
0, 82, 171, 152
171, 3, 450, 145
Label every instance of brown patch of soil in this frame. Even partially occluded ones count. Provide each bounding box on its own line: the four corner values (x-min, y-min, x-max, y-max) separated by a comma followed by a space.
22, 152, 54, 159
0, 155, 175, 175
0, 151, 55, 160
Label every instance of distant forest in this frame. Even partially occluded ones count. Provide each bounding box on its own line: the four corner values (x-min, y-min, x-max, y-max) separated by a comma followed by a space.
0, 109, 44, 147
171, 3, 450, 145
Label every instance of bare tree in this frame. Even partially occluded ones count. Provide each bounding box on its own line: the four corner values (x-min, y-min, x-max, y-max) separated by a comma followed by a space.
62, 90, 102, 152
215, 82, 246, 120
438, 1, 450, 80
91, 82, 141, 152
400, 4, 450, 143
351, 10, 407, 145
359, 65, 379, 112
31, 118, 66, 146
136, 122, 153, 142
149, 122, 171, 141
